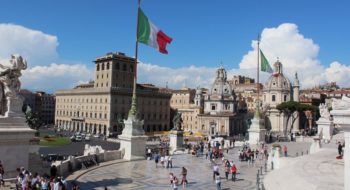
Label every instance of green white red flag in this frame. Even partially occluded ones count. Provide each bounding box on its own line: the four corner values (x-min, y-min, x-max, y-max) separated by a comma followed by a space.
138, 8, 172, 54
260, 50, 273, 73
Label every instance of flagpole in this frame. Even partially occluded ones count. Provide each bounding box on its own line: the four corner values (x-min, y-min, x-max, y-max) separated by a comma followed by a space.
256, 34, 260, 116
129, 0, 141, 118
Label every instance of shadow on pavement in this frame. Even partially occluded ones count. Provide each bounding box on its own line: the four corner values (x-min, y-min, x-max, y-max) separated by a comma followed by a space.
72, 177, 133, 189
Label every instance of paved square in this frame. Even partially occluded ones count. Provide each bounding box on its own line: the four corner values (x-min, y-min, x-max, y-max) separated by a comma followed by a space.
75, 148, 266, 190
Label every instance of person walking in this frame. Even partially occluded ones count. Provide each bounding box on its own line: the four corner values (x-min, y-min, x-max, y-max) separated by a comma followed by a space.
225, 164, 230, 180
172, 175, 179, 190
168, 156, 173, 168
155, 154, 159, 168
169, 173, 174, 187
160, 155, 165, 168
338, 142, 343, 156
215, 172, 221, 190
164, 154, 169, 168
181, 167, 188, 188
213, 164, 219, 180
231, 164, 237, 182
283, 145, 288, 157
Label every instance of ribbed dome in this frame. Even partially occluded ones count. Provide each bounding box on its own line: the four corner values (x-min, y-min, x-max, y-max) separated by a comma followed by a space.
210, 67, 233, 96
264, 60, 291, 91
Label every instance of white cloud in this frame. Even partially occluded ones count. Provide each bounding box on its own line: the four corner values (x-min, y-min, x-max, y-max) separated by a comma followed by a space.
21, 63, 93, 92
138, 63, 217, 89
1, 23, 349, 92
325, 62, 350, 87
0, 23, 91, 92
239, 23, 350, 88
0, 23, 58, 65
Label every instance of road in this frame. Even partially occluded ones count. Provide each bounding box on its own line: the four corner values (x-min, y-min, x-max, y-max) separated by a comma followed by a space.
38, 128, 120, 156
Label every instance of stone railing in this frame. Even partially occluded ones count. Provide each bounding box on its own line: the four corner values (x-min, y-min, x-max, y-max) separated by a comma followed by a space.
54, 150, 122, 177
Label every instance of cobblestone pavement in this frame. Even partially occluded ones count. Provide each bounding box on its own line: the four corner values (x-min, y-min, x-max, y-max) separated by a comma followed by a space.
74, 142, 311, 190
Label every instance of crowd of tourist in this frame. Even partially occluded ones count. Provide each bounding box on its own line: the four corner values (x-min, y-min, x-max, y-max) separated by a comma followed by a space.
13, 165, 72, 190
0, 161, 80, 190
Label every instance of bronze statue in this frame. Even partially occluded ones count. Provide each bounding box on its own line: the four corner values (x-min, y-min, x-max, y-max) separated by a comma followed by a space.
172, 111, 183, 131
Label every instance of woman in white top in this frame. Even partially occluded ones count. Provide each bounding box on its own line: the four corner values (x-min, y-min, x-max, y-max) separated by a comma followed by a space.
160, 156, 165, 168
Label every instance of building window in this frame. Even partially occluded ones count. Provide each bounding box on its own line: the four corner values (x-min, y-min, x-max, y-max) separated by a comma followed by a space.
123, 64, 126, 71
130, 65, 133, 73
211, 104, 216, 110
116, 62, 120, 70
107, 62, 110, 70
284, 95, 287, 102
272, 95, 276, 102
96, 64, 100, 71
101, 63, 105, 70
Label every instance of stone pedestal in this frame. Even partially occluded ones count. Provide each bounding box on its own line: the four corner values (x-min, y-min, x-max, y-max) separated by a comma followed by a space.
0, 116, 35, 178
5, 97, 25, 117
316, 117, 333, 142
331, 109, 350, 190
118, 117, 147, 161
248, 116, 266, 145
169, 130, 184, 154
309, 138, 321, 154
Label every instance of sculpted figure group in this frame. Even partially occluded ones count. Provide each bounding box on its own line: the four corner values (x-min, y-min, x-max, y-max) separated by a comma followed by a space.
0, 54, 27, 116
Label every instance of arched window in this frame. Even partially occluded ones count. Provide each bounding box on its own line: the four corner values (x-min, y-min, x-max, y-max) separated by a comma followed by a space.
101, 63, 105, 70
96, 64, 100, 71
107, 62, 110, 70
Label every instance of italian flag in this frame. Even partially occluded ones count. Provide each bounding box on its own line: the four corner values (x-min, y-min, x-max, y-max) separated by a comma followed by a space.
260, 50, 273, 73
138, 8, 172, 54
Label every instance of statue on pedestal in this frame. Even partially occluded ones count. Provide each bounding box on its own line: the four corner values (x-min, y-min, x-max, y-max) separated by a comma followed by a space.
172, 112, 183, 131
0, 54, 27, 116
319, 103, 331, 120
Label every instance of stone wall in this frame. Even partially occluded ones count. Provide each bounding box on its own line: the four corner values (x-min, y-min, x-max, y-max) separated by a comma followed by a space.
54, 150, 122, 177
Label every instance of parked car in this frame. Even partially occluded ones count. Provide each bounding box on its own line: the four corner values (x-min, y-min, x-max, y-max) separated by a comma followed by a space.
85, 134, 91, 141
42, 154, 65, 162
70, 135, 76, 142
93, 134, 100, 138
75, 135, 82, 141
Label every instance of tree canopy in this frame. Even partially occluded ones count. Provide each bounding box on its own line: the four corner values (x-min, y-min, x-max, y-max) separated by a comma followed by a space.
276, 101, 317, 113
276, 101, 318, 135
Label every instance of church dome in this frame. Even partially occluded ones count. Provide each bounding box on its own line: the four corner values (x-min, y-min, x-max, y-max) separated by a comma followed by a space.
264, 60, 291, 91
210, 67, 233, 96
195, 87, 202, 95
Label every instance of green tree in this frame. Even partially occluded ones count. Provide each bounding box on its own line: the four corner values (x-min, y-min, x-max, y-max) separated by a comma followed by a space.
24, 106, 42, 135
276, 101, 317, 136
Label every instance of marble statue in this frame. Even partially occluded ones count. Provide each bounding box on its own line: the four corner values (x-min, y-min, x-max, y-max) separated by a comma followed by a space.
319, 103, 331, 119
332, 96, 350, 110
0, 54, 27, 116
172, 112, 183, 131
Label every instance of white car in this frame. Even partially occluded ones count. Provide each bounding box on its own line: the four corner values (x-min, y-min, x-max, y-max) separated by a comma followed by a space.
93, 134, 100, 138
85, 134, 91, 141
75, 135, 82, 141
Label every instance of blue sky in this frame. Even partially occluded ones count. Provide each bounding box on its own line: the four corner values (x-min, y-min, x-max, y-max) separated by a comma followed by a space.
0, 0, 349, 92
